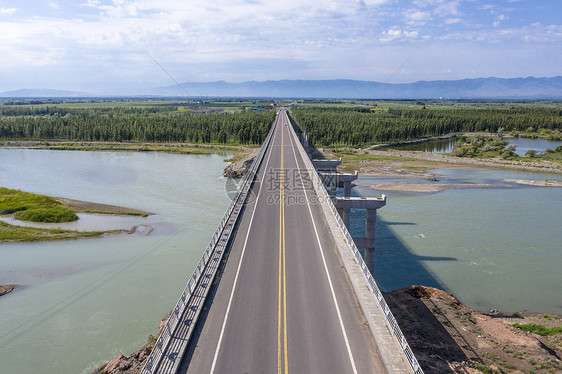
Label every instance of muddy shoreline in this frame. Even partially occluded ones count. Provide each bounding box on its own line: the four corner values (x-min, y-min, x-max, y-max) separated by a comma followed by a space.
54, 197, 152, 217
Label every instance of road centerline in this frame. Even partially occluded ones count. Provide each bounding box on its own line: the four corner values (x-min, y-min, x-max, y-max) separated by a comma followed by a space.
285, 112, 359, 374
278, 121, 289, 374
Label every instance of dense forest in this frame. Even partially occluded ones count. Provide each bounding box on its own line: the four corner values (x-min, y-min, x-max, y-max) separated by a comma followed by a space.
2, 104, 562, 147
290, 106, 562, 146
0, 106, 275, 145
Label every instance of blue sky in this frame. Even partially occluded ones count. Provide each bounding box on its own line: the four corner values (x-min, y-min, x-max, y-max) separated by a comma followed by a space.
0, 0, 560, 94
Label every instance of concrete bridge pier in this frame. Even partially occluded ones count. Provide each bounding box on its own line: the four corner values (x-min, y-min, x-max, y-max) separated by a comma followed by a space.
312, 158, 342, 172
333, 196, 386, 273
364, 208, 377, 271
318, 170, 358, 198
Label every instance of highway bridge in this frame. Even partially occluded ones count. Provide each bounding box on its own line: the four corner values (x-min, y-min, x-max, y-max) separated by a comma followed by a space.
142, 109, 422, 374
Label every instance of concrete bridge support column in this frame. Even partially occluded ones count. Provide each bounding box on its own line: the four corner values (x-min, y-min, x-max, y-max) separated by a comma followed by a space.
343, 180, 352, 198
333, 196, 386, 274
342, 208, 351, 228
364, 208, 377, 272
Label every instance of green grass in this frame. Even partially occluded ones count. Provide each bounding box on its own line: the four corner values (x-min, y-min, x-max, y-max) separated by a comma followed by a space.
512, 323, 562, 336
0, 187, 78, 222
14, 207, 78, 223
0, 221, 111, 242
538, 313, 558, 320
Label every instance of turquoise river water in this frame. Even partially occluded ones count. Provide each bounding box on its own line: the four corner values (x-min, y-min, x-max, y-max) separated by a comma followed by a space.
0, 148, 560, 373
395, 137, 562, 155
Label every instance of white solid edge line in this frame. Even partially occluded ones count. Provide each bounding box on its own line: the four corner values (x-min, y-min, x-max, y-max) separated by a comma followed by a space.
286, 112, 359, 374
209, 115, 279, 374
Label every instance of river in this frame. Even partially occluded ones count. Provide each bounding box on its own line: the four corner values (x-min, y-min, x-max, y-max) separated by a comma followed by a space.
0, 149, 232, 374
348, 167, 561, 315
395, 137, 562, 155
0, 148, 560, 374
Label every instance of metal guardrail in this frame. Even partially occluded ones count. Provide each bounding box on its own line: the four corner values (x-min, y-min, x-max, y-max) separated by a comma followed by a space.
287, 113, 424, 374
141, 119, 277, 374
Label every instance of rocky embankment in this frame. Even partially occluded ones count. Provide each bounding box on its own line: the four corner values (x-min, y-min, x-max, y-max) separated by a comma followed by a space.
94, 286, 561, 373
223, 149, 259, 178
385, 286, 562, 373
92, 313, 170, 374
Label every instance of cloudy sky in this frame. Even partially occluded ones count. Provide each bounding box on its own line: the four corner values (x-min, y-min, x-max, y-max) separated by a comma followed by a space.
0, 0, 560, 94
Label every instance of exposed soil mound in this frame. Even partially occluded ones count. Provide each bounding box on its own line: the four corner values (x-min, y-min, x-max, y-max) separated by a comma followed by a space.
384, 285, 561, 373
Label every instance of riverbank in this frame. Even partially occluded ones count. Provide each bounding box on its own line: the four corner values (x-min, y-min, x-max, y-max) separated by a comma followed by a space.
54, 197, 151, 217
369, 179, 562, 193
93, 285, 561, 374
318, 148, 562, 177
0, 140, 247, 155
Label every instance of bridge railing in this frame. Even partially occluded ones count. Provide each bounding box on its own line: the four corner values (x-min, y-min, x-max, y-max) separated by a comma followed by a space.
287, 113, 424, 374
141, 117, 277, 374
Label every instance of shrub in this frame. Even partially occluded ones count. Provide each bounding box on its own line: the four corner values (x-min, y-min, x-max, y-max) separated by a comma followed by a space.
525, 149, 537, 158
14, 207, 78, 223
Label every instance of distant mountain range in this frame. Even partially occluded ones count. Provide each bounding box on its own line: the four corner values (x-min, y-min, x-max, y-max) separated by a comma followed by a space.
158, 76, 562, 99
2, 76, 562, 99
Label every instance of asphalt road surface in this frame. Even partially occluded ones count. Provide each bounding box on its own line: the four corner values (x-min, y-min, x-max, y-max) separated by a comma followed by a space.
179, 109, 386, 374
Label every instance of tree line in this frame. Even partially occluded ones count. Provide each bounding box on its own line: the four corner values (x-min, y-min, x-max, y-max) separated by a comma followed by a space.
290, 106, 562, 146
0, 107, 275, 145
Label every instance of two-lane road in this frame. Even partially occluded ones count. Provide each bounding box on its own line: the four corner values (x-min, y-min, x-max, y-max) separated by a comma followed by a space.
180, 109, 386, 373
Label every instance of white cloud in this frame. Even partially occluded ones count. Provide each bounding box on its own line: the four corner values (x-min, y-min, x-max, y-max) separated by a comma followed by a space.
49, 2, 60, 9
380, 28, 419, 42
0, 0, 560, 91
434, 0, 461, 17
406, 10, 432, 23
444, 17, 462, 24
0, 8, 17, 15
493, 14, 507, 27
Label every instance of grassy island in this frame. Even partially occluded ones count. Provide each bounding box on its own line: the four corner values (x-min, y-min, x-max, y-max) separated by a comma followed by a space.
0, 187, 78, 223
0, 187, 150, 242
